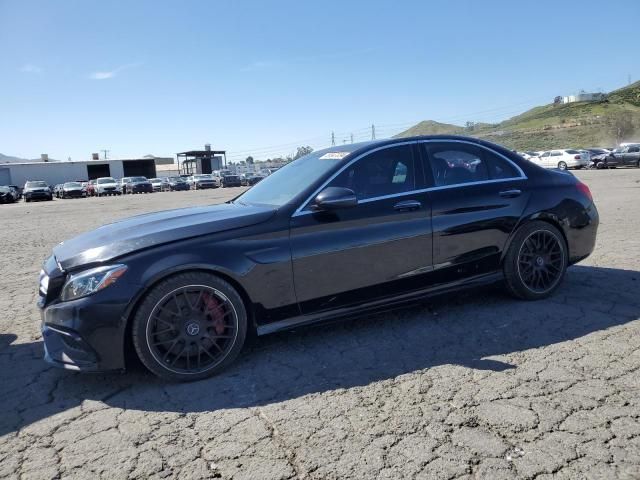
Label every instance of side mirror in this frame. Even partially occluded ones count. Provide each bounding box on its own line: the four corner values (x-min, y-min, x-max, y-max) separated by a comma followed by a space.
314, 187, 357, 210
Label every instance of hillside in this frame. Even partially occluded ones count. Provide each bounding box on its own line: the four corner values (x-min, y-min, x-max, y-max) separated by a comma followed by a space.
395, 81, 640, 150
0, 153, 60, 163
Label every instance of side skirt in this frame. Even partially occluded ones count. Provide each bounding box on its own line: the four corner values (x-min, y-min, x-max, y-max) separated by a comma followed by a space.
257, 271, 503, 336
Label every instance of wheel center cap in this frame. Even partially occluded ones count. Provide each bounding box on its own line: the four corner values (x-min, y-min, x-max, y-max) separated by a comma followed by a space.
535, 256, 544, 267
185, 322, 200, 336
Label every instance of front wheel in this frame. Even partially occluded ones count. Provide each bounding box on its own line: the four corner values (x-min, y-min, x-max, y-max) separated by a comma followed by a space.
131, 272, 247, 382
557, 161, 568, 170
503, 221, 567, 300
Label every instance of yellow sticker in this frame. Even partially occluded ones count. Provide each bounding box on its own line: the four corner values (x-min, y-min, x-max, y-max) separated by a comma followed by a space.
319, 152, 350, 160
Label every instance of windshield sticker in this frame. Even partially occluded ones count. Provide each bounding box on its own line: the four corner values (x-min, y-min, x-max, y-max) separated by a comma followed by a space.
319, 152, 350, 160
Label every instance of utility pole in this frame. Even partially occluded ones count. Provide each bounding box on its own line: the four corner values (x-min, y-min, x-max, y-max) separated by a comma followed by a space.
331, 131, 335, 146
371, 124, 376, 140
350, 133, 354, 144
100, 149, 110, 160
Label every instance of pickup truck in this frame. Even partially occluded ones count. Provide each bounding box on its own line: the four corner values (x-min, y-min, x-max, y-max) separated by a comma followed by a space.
609, 144, 640, 167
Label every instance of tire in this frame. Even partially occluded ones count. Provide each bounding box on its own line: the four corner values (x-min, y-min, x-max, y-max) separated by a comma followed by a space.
557, 161, 567, 170
131, 272, 247, 382
503, 221, 568, 300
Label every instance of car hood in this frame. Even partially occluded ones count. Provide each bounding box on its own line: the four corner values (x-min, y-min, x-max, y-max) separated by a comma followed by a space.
53, 203, 276, 270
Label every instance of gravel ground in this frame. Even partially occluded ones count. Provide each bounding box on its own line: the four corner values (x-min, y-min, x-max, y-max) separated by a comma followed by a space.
0, 171, 639, 480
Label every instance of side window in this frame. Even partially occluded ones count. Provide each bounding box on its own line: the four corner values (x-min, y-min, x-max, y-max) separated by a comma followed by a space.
541, 152, 549, 157
630, 146, 639, 153
426, 143, 489, 187
483, 150, 521, 179
551, 151, 562, 157
329, 144, 415, 200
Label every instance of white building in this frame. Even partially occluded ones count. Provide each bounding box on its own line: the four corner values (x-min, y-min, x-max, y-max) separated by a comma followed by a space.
0, 157, 174, 187
561, 92, 606, 104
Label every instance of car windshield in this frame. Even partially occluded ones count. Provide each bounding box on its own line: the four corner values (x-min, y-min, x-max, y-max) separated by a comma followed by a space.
169, 177, 185, 182
97, 178, 116, 184
193, 174, 211, 179
236, 150, 345, 207
26, 181, 48, 188
64, 182, 81, 187
565, 149, 580, 154
131, 176, 147, 182
150, 178, 161, 183
0, 186, 10, 193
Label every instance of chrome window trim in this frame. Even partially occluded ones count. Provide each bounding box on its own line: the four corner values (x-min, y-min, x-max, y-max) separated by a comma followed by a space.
292, 139, 527, 217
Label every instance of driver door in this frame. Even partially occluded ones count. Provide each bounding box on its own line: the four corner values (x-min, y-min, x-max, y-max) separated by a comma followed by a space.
288, 143, 433, 314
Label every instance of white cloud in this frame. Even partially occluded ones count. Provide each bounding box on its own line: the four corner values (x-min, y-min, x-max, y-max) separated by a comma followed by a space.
88, 63, 139, 80
21, 64, 43, 74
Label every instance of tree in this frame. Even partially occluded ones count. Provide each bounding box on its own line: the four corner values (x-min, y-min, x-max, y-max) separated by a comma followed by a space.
608, 112, 635, 145
246, 156, 254, 164
293, 146, 313, 160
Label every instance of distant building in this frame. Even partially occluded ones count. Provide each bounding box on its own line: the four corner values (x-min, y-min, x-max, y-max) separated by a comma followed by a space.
561, 92, 606, 104
0, 156, 174, 186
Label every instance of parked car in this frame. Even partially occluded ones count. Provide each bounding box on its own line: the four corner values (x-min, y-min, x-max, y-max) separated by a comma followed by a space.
215, 170, 242, 187
61, 182, 86, 199
53, 184, 63, 198
188, 174, 217, 190
149, 178, 165, 192
123, 176, 153, 194
586, 148, 617, 169
86, 180, 97, 197
37, 135, 598, 381
94, 177, 121, 196
166, 176, 190, 191
240, 173, 265, 186
8, 185, 22, 199
609, 144, 640, 167
23, 180, 53, 202
533, 149, 589, 170
0, 186, 17, 203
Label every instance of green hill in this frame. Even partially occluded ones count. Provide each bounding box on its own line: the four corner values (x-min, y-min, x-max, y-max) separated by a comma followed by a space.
395, 81, 640, 150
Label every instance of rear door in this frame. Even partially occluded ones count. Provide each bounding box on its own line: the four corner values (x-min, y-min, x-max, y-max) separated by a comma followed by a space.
626, 146, 640, 166
420, 140, 530, 282
289, 143, 433, 314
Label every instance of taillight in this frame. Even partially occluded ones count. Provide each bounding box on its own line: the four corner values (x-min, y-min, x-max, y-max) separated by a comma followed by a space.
574, 155, 581, 160
576, 181, 592, 202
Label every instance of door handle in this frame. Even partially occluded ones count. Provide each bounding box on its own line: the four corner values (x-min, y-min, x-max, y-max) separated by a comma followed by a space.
394, 200, 422, 212
499, 189, 522, 198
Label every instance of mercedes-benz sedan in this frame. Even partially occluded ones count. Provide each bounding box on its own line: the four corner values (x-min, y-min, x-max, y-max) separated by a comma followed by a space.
38, 136, 598, 381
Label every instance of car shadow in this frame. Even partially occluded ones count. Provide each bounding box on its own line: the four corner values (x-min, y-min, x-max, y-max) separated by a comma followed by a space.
1, 264, 639, 436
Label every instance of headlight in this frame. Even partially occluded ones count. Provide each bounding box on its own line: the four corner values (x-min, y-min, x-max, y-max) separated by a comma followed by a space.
60, 264, 128, 301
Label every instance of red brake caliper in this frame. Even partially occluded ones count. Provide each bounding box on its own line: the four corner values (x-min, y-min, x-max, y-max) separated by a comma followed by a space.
202, 293, 226, 335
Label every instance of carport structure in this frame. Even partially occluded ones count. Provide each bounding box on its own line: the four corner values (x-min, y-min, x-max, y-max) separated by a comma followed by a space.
177, 147, 227, 175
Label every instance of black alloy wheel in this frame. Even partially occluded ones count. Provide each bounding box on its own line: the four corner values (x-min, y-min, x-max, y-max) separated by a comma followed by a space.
503, 221, 567, 300
132, 272, 247, 381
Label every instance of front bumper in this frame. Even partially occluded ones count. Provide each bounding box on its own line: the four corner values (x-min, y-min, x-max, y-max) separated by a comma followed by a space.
26, 191, 52, 200
39, 279, 137, 372
130, 184, 153, 193
194, 182, 217, 189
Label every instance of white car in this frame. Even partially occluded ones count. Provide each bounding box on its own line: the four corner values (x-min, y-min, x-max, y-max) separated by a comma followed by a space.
531, 149, 589, 170
95, 177, 121, 196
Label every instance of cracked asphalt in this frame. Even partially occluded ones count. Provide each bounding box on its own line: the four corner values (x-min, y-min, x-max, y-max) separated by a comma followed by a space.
1, 170, 639, 480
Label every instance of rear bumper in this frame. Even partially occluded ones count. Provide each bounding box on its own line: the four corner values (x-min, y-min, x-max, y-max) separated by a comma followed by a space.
194, 182, 217, 189
567, 201, 599, 265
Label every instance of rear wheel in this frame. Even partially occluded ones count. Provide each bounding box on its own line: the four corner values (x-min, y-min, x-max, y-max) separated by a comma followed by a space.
557, 161, 567, 170
503, 221, 567, 300
131, 272, 247, 381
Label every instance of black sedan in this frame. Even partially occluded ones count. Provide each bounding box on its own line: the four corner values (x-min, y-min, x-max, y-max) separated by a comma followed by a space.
124, 176, 153, 194
166, 176, 190, 191
38, 136, 598, 381
0, 186, 17, 203
23, 181, 53, 202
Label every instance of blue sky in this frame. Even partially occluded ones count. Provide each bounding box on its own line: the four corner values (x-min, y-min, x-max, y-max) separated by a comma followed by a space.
1, 0, 639, 162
